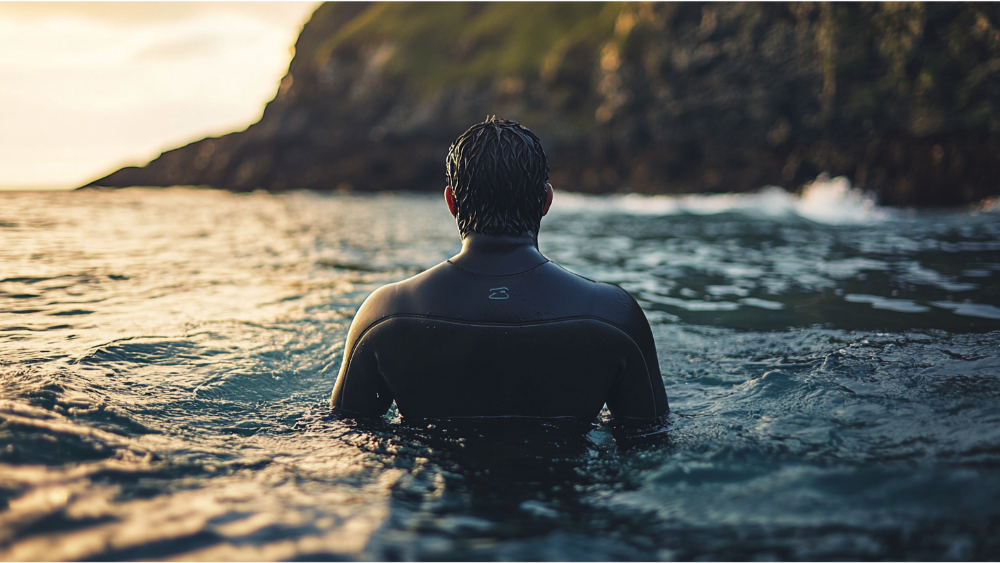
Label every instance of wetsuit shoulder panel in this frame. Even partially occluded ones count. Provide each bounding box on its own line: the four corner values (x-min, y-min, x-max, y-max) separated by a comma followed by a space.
348, 316, 651, 420
331, 250, 669, 420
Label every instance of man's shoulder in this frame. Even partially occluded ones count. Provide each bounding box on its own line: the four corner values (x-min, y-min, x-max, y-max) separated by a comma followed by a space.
542, 262, 639, 311
543, 262, 632, 297
354, 258, 646, 330
376, 260, 454, 304
352, 260, 454, 317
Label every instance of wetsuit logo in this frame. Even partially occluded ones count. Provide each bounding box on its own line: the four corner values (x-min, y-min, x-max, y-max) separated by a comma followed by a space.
488, 287, 510, 300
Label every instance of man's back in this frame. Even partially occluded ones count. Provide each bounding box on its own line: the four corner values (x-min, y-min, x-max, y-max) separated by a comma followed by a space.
331, 233, 669, 421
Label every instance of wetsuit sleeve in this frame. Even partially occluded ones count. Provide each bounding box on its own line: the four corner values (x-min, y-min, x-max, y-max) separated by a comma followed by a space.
330, 288, 395, 417
605, 294, 669, 421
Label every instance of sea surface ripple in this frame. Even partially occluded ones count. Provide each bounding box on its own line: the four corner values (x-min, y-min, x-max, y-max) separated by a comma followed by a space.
1, 183, 999, 561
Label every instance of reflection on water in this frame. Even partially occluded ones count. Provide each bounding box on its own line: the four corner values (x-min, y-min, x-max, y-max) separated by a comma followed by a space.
1, 184, 999, 560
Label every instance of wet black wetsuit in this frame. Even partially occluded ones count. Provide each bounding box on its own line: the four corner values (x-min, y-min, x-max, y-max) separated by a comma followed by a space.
330, 232, 669, 421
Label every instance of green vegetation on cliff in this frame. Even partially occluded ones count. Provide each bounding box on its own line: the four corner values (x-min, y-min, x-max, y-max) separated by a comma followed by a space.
313, 3, 618, 88
88, 2, 1000, 206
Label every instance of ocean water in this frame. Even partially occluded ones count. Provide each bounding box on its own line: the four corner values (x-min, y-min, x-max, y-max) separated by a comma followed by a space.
1, 181, 999, 561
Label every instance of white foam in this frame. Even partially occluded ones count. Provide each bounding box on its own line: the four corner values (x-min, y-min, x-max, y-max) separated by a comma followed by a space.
844, 294, 931, 314
553, 174, 892, 225
794, 174, 889, 225
706, 285, 751, 297
740, 297, 785, 310
638, 291, 741, 311
930, 301, 1000, 320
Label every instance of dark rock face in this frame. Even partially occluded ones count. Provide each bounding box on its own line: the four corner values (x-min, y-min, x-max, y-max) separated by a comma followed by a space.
86, 2, 1000, 206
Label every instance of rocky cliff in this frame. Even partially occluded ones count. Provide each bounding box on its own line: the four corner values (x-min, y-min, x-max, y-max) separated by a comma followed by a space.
86, 2, 1000, 206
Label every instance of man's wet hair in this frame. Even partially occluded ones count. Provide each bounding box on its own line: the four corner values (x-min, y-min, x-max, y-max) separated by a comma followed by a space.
446, 116, 549, 238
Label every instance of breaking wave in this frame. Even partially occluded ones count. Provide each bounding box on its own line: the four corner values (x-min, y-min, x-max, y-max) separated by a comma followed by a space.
555, 174, 891, 225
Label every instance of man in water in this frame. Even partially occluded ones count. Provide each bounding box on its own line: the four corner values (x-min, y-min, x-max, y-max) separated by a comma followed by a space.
331, 117, 668, 423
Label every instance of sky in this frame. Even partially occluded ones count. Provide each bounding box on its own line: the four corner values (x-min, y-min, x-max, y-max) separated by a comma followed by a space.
0, 1, 321, 190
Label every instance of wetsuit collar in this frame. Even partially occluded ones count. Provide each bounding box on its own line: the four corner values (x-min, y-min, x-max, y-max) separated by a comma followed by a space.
448, 232, 548, 276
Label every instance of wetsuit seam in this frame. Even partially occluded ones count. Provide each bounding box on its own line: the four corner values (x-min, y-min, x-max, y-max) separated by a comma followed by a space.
338, 343, 360, 411
339, 334, 386, 413
345, 313, 644, 365
445, 259, 550, 277
551, 261, 601, 284
411, 415, 588, 421
549, 262, 637, 305
343, 313, 656, 418
549, 261, 659, 418
644, 356, 658, 418
345, 314, 593, 367
520, 260, 659, 417
353, 312, 634, 335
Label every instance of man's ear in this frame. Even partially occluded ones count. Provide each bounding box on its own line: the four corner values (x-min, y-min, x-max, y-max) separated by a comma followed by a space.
542, 183, 554, 216
444, 186, 457, 217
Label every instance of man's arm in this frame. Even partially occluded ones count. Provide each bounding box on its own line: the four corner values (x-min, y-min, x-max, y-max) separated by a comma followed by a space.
605, 293, 669, 421
330, 288, 395, 417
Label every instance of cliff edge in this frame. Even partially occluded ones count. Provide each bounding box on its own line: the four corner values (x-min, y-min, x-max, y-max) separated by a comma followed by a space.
85, 2, 1000, 206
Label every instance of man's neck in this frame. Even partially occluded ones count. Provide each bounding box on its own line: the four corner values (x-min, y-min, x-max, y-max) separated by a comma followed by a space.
448, 232, 548, 276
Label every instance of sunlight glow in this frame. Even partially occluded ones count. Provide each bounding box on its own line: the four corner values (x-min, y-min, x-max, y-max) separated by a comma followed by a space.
0, 2, 320, 190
